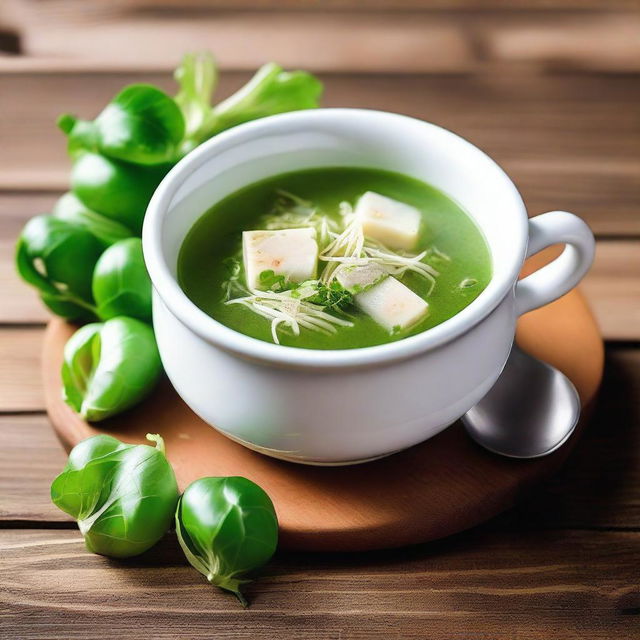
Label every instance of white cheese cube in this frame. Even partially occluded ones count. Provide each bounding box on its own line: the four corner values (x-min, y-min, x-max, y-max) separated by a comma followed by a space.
354, 275, 429, 332
243, 228, 318, 290
355, 191, 422, 250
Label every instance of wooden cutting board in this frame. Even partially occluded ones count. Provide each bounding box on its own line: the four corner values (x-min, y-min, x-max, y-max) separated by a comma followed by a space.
42, 249, 604, 551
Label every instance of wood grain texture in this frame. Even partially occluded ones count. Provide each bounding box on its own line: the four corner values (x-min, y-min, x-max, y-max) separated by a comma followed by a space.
511, 347, 640, 530
3, 3, 640, 72
0, 243, 50, 324
0, 328, 44, 411
586, 241, 640, 342
484, 12, 640, 72
0, 415, 69, 524
0, 192, 61, 238
5, 10, 475, 73
0, 528, 638, 639
5, 0, 640, 14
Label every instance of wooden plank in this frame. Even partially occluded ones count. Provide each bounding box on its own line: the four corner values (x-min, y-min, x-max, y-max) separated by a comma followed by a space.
6, 0, 640, 13
0, 243, 47, 323
586, 242, 640, 342
3, 348, 639, 529
0, 192, 59, 323
512, 347, 640, 530
1, 73, 639, 222
7, 12, 475, 74
484, 13, 640, 72
3, 4, 640, 73
509, 159, 640, 236
0, 328, 43, 411
0, 192, 60, 238
0, 415, 68, 524
0, 528, 637, 638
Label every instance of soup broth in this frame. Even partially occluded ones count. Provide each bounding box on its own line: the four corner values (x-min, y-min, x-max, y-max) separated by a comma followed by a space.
178, 167, 492, 350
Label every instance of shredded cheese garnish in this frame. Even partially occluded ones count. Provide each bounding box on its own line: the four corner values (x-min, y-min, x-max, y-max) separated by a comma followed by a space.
318, 201, 442, 294
225, 288, 353, 345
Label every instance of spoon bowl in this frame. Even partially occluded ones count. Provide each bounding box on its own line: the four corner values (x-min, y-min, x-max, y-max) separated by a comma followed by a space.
462, 345, 581, 459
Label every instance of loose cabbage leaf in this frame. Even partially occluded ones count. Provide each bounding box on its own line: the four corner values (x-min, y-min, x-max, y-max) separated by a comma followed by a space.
175, 58, 323, 149
204, 63, 323, 138
174, 51, 218, 153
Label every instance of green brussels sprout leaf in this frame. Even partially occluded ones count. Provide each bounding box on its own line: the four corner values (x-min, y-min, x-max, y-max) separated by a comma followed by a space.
59, 84, 185, 166
70, 152, 171, 234
15, 215, 102, 321
53, 191, 132, 247
51, 433, 179, 558
175, 476, 279, 607
92, 237, 152, 321
62, 316, 162, 421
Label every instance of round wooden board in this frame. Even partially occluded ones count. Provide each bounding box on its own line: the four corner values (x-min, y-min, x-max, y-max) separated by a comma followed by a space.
43, 249, 604, 552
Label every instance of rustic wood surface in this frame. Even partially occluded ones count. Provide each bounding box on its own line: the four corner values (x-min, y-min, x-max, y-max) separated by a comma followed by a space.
0, 0, 639, 637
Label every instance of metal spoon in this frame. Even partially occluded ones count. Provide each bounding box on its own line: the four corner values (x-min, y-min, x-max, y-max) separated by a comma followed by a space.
462, 344, 581, 458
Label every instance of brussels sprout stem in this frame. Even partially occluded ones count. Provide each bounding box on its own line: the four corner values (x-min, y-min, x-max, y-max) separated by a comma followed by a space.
57, 114, 77, 135
146, 433, 166, 455
208, 574, 248, 608
234, 590, 249, 609
58, 291, 99, 316
57, 114, 98, 153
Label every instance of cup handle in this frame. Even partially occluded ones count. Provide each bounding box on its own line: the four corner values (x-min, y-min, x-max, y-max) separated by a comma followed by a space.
515, 211, 595, 317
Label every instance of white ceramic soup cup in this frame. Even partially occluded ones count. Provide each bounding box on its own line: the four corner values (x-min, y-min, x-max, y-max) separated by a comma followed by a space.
143, 109, 595, 465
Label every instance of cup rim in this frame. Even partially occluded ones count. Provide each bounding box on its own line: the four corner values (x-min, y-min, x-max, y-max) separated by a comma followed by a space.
143, 108, 528, 369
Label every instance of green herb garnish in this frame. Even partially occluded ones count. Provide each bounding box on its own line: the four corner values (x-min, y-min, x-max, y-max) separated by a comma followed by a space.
305, 280, 353, 311
258, 269, 291, 292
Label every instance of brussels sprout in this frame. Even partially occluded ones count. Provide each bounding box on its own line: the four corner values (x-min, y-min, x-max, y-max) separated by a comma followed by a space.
62, 316, 162, 421
15, 214, 102, 321
53, 191, 132, 247
70, 153, 171, 234
51, 433, 179, 558
176, 476, 279, 607
58, 84, 185, 166
92, 238, 152, 321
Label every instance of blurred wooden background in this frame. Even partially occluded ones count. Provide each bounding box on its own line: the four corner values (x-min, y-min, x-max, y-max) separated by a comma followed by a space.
2, 0, 640, 72
0, 2, 639, 638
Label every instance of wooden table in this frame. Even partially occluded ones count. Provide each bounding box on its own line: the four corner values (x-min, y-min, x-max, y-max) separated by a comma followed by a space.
1, 2, 639, 638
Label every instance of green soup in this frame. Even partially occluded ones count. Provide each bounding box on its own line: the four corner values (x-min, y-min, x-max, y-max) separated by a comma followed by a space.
178, 167, 492, 350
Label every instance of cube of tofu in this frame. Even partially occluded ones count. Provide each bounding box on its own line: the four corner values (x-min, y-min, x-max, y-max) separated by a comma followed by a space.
335, 262, 388, 294
355, 191, 422, 250
354, 276, 429, 333
243, 228, 318, 290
